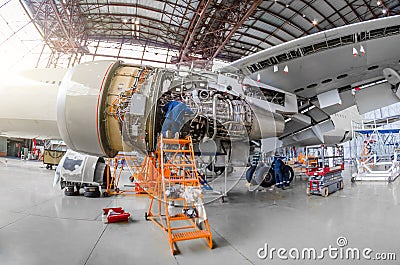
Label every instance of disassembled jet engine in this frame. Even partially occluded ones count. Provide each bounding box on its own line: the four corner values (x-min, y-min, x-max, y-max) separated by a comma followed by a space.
57, 60, 284, 166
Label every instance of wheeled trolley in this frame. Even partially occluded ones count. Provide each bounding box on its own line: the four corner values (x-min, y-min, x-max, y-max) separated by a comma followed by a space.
43, 140, 67, 170
305, 145, 344, 197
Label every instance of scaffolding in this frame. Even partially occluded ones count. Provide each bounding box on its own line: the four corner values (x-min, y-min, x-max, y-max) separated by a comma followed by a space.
105, 153, 145, 196
134, 135, 212, 254
351, 117, 400, 182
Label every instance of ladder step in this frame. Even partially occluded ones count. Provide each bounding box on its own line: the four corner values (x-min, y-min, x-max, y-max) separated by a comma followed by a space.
163, 149, 192, 153
170, 225, 196, 231
162, 139, 191, 145
164, 163, 195, 167
165, 178, 199, 183
169, 213, 191, 221
172, 230, 211, 242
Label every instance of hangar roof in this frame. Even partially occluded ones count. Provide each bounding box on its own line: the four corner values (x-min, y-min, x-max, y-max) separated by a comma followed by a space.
20, 0, 400, 67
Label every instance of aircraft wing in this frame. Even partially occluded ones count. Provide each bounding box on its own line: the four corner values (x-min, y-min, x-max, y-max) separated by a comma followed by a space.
222, 15, 400, 142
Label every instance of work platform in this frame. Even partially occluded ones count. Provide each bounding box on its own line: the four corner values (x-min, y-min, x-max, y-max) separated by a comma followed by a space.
351, 117, 400, 182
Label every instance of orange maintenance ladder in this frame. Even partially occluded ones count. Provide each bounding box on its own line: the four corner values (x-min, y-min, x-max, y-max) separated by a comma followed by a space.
142, 135, 212, 254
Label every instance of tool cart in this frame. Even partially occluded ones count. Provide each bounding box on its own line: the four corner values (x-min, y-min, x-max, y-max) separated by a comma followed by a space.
306, 145, 344, 197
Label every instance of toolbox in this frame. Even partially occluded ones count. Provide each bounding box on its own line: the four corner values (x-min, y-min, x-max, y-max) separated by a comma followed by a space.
103, 207, 130, 223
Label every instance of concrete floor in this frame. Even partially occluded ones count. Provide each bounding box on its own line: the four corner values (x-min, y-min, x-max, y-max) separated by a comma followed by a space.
0, 158, 399, 265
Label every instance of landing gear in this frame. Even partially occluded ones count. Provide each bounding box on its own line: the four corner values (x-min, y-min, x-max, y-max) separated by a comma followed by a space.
254, 166, 275, 188
246, 163, 294, 188
245, 165, 257, 184
283, 165, 294, 183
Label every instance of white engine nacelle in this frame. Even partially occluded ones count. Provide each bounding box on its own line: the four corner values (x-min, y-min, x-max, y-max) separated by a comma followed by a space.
57, 61, 149, 157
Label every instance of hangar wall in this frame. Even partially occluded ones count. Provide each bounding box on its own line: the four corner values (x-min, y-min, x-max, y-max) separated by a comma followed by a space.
0, 137, 6, 157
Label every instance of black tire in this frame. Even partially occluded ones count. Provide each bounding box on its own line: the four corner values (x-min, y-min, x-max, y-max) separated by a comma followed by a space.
75, 184, 81, 194
351, 177, 356, 183
84, 190, 101, 198
103, 192, 110, 197
254, 166, 275, 188
144, 212, 149, 221
245, 165, 257, 184
101, 165, 111, 189
64, 186, 78, 196
322, 187, 329, 197
60, 181, 66, 189
84, 186, 100, 192
283, 165, 295, 183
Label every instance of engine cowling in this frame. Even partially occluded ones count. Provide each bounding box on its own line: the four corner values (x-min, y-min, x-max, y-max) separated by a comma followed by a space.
57, 60, 152, 157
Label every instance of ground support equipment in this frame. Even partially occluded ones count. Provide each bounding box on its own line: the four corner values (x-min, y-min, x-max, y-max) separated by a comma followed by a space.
306, 145, 344, 197
104, 154, 146, 196
351, 118, 400, 182
134, 135, 212, 254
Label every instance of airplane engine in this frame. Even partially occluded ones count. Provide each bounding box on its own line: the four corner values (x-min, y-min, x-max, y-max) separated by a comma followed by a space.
144, 79, 285, 150
57, 60, 151, 157
57, 60, 284, 158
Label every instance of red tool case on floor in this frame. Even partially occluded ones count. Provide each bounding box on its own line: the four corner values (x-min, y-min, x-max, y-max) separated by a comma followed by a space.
103, 207, 130, 223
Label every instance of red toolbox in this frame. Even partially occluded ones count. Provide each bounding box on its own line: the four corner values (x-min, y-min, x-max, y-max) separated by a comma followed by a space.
103, 207, 130, 223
